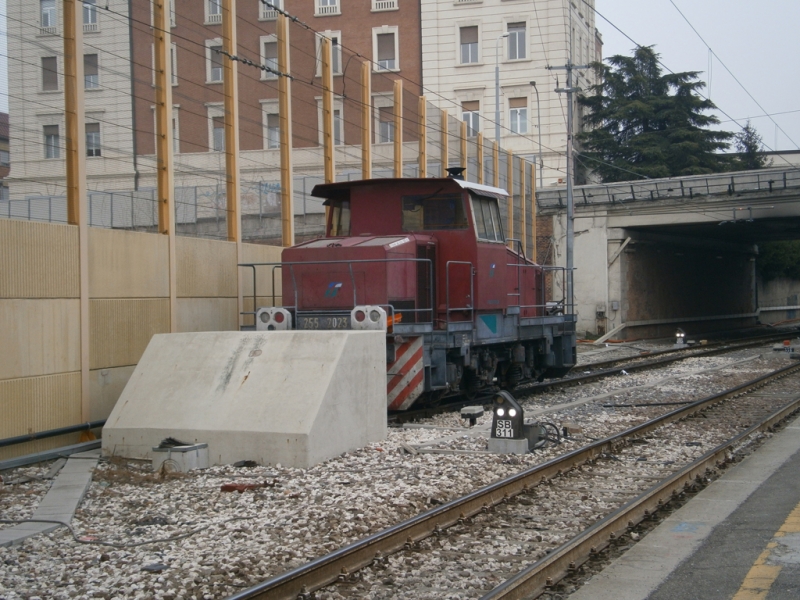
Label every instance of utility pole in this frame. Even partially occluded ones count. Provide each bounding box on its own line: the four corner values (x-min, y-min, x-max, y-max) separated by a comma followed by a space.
548, 8, 588, 316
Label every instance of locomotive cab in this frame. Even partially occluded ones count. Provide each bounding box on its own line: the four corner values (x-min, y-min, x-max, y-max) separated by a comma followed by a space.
246, 176, 576, 410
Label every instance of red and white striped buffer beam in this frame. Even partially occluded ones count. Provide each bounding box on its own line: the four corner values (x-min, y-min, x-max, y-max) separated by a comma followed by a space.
387, 336, 425, 410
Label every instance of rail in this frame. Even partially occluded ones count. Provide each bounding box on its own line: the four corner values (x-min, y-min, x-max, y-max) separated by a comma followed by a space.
226, 361, 800, 600
537, 166, 800, 210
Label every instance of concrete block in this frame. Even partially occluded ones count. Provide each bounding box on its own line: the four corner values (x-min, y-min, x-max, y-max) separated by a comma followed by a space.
102, 330, 387, 469
488, 438, 529, 455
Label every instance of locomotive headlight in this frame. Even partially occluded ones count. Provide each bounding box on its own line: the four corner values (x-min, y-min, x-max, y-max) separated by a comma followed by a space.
260, 312, 270, 323
496, 408, 505, 417
354, 310, 366, 322
273, 311, 285, 324
369, 310, 381, 322
509, 408, 517, 417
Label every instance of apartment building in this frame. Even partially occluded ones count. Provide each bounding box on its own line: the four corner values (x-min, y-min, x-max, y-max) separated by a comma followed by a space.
7, 0, 137, 199
421, 0, 600, 186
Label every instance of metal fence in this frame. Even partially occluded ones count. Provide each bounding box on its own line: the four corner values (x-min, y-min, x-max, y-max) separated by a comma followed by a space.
536, 167, 800, 210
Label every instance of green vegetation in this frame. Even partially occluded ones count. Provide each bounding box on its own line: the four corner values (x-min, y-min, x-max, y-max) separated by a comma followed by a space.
758, 241, 800, 281
577, 46, 732, 182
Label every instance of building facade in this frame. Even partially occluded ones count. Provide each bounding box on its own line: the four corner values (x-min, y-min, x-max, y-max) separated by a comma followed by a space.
421, 0, 600, 187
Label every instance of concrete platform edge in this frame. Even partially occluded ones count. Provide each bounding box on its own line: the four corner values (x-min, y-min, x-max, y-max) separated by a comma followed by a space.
568, 415, 800, 600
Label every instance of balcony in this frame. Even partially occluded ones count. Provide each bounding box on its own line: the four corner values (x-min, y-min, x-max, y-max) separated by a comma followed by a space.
40, 26, 58, 35
259, 0, 281, 20
83, 22, 99, 33
315, 0, 340, 16
372, 0, 397, 11
207, 13, 222, 24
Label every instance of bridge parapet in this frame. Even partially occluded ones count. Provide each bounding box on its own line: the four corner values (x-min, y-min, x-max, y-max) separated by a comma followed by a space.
537, 167, 800, 210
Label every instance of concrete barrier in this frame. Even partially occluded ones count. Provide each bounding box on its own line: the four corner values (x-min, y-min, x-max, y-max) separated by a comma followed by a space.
102, 330, 387, 468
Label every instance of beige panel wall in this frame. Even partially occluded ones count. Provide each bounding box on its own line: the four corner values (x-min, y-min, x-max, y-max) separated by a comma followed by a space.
176, 298, 239, 332
0, 219, 79, 299
0, 299, 81, 380
89, 298, 171, 369
89, 366, 136, 422
177, 237, 238, 298
89, 228, 169, 298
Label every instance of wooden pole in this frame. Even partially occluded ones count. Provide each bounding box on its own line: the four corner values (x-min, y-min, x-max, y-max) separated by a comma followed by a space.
418, 96, 427, 178
440, 109, 448, 175
63, 0, 89, 419
506, 150, 513, 247
460, 120, 467, 181
519, 155, 526, 253
476, 132, 484, 184
531, 160, 537, 263
393, 79, 403, 178
321, 36, 335, 183
277, 13, 294, 246
361, 61, 371, 180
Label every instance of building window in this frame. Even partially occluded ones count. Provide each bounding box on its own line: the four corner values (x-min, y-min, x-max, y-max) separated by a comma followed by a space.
333, 109, 343, 145
41, 57, 58, 91
316, 32, 342, 76
378, 107, 394, 143
266, 113, 280, 149
84, 54, 99, 89
208, 44, 223, 82
509, 97, 527, 134
315, 0, 340, 16
260, 0, 282, 20
462, 101, 479, 136
375, 31, 397, 71
171, 44, 178, 86
372, 0, 398, 11
212, 116, 225, 151
508, 22, 526, 60
40, 0, 57, 30
86, 123, 101, 157
262, 38, 278, 79
207, 0, 222, 23
460, 26, 479, 64
0, 150, 9, 167
172, 114, 179, 153
44, 125, 59, 158
83, 0, 98, 31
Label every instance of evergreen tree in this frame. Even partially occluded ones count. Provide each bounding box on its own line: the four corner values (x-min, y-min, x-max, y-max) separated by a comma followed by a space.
732, 121, 772, 170
577, 46, 732, 182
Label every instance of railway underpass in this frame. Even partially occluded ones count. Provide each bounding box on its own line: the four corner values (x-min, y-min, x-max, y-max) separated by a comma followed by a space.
538, 167, 800, 340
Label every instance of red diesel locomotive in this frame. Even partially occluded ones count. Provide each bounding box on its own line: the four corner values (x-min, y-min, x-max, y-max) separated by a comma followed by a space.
247, 173, 576, 410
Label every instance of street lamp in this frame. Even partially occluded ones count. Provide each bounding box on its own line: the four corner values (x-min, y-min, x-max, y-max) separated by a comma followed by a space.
530, 81, 543, 189
495, 33, 509, 145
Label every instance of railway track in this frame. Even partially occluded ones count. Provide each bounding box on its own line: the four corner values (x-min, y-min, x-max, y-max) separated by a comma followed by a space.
389, 328, 799, 425
229, 360, 800, 600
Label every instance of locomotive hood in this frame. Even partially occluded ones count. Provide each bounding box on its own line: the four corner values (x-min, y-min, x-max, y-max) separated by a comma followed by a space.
310, 177, 509, 202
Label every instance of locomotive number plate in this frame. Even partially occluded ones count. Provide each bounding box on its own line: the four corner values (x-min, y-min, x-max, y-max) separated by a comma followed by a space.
494, 420, 515, 438
298, 315, 351, 330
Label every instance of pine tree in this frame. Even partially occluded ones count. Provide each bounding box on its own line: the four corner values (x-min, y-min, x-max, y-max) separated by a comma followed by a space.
732, 121, 772, 170
577, 46, 732, 182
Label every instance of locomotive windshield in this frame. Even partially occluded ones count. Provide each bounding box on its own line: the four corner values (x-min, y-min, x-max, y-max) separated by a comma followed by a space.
401, 192, 468, 231
328, 199, 351, 236
471, 194, 505, 242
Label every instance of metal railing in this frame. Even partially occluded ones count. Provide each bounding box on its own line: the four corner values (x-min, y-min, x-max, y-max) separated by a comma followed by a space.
239, 258, 435, 327
372, 0, 398, 10
537, 167, 800, 210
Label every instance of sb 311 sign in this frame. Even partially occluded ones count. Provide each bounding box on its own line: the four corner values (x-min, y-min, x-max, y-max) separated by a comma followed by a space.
494, 420, 515, 438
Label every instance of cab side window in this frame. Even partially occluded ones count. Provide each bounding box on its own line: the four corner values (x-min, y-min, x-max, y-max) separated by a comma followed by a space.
471, 195, 504, 242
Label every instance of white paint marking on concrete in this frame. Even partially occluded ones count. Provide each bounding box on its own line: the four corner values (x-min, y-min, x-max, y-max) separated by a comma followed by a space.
569, 414, 800, 600
0, 449, 99, 548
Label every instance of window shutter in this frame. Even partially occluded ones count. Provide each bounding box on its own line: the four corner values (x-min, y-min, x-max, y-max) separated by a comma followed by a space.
377, 33, 395, 61
42, 57, 58, 90
509, 97, 526, 109
462, 100, 479, 112
460, 26, 478, 44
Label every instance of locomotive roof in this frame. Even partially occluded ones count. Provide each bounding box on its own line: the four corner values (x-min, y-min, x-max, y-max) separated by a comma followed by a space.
311, 177, 509, 202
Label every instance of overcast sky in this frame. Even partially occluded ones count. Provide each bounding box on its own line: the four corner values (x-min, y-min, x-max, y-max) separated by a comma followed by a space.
595, 0, 800, 154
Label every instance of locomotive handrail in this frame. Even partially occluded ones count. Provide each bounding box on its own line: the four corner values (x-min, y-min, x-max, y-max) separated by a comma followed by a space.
445, 261, 475, 326
238, 258, 435, 326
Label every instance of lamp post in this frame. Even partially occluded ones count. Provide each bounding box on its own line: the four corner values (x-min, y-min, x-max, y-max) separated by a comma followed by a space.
530, 81, 543, 189
495, 33, 509, 146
